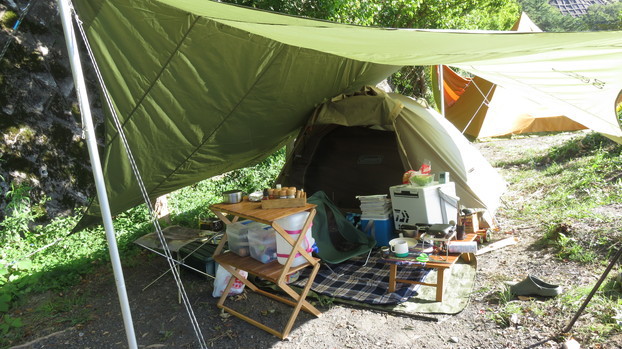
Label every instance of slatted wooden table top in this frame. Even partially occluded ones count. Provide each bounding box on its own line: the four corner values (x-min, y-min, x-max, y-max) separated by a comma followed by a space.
210, 199, 316, 225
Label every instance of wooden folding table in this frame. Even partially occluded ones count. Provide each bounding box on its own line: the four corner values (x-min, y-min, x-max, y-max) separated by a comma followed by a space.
210, 199, 321, 339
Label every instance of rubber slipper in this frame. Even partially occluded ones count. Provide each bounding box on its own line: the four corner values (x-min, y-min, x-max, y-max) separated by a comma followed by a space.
509, 275, 562, 297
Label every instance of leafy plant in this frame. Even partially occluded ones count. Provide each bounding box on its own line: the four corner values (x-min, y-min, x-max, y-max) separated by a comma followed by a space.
497, 286, 514, 305
0, 10, 18, 30
1, 183, 42, 244
555, 232, 596, 263
488, 299, 522, 327
0, 314, 23, 337
315, 293, 335, 307
168, 147, 286, 226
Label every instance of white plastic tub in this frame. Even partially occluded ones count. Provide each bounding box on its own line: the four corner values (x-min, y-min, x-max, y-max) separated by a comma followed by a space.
275, 212, 315, 267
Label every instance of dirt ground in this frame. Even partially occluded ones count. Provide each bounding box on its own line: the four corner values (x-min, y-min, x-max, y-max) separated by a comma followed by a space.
8, 132, 622, 349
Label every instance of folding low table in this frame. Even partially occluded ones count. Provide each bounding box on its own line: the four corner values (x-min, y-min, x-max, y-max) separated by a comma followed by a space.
383, 233, 477, 302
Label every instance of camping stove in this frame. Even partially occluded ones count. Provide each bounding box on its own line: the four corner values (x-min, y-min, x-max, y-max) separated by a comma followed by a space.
418, 224, 456, 260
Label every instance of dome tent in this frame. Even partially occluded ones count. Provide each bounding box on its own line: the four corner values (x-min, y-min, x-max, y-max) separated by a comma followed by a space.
277, 86, 506, 219
431, 13, 587, 139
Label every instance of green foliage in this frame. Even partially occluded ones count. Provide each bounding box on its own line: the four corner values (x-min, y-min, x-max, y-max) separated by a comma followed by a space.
0, 182, 45, 246
0, 189, 151, 337
555, 282, 622, 342
520, 0, 622, 31
37, 291, 89, 324
488, 299, 522, 327
0, 10, 18, 30
546, 229, 597, 263
583, 2, 622, 31
388, 66, 431, 101
0, 314, 23, 337
497, 285, 514, 305
367, 0, 520, 30
519, 0, 585, 31
168, 147, 286, 226
315, 294, 335, 307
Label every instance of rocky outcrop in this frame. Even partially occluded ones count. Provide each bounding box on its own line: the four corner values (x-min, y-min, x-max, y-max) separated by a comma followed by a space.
1, 0, 99, 220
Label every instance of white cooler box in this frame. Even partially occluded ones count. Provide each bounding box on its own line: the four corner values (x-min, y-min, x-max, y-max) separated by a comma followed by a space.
389, 182, 459, 228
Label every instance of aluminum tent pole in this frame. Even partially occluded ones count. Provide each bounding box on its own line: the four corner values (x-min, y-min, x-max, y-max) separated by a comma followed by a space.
57, 0, 138, 348
439, 65, 445, 117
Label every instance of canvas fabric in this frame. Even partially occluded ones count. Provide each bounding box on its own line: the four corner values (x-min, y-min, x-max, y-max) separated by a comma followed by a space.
71, 0, 622, 226
292, 255, 431, 305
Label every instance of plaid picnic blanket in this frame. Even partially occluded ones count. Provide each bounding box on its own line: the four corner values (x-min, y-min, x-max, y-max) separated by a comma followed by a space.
291, 255, 431, 305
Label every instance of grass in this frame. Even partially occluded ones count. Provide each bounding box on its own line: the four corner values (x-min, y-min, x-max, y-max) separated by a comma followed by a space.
2, 132, 622, 346
488, 132, 622, 344
497, 133, 622, 254
489, 279, 622, 344
0, 148, 285, 347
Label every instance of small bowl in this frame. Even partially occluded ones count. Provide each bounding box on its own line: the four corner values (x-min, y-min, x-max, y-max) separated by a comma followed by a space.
222, 190, 243, 204
397, 229, 417, 238
389, 237, 418, 248
409, 174, 433, 186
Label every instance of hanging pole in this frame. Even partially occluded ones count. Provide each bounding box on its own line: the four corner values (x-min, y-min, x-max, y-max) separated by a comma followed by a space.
57, 0, 138, 348
562, 245, 622, 334
439, 65, 445, 118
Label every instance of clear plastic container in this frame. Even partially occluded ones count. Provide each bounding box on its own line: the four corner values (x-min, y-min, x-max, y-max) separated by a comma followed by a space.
226, 220, 261, 256
248, 225, 277, 263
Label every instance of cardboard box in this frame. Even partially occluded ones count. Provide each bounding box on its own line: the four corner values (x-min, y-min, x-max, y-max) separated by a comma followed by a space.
462, 213, 479, 234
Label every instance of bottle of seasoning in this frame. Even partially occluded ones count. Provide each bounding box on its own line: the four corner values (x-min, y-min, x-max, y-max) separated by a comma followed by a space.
456, 225, 465, 240
286, 188, 295, 198
279, 189, 287, 199
263, 188, 270, 200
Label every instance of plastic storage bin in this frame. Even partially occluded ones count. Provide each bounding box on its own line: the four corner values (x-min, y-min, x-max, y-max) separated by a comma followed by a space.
178, 241, 217, 278
226, 220, 262, 256
360, 216, 395, 247
248, 225, 278, 263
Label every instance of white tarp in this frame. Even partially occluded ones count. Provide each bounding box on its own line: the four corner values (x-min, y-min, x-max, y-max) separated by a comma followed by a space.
391, 93, 507, 213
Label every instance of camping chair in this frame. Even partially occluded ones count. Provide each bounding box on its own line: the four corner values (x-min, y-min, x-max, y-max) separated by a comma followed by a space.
307, 191, 376, 265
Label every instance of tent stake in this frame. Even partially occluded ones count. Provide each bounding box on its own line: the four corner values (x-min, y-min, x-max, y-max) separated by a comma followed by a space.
562, 245, 622, 334
57, 0, 138, 348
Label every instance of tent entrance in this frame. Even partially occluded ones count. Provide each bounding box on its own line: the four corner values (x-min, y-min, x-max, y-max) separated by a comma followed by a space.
279, 125, 405, 212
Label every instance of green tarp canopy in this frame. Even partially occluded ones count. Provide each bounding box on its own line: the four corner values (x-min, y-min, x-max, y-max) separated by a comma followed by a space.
72, 0, 622, 223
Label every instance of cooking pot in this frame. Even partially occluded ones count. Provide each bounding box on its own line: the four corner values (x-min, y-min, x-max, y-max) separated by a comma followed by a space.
396, 229, 418, 238
222, 190, 243, 204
